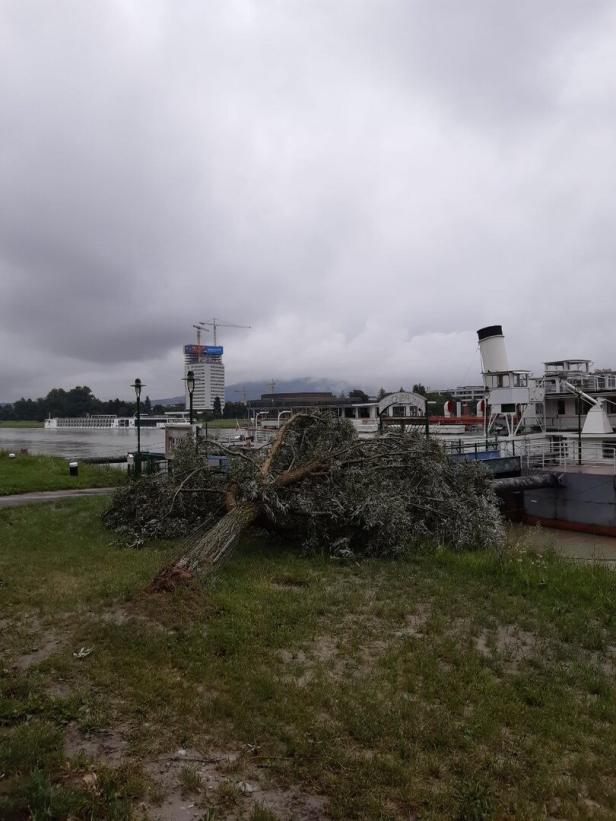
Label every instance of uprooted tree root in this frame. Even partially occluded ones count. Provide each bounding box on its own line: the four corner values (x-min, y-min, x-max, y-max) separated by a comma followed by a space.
147, 500, 259, 592
147, 566, 196, 593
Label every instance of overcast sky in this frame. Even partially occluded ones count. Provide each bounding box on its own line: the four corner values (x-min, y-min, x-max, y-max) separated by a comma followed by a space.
2, 0, 616, 401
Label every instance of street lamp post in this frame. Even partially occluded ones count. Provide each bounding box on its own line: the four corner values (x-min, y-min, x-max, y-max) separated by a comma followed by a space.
425, 400, 436, 439
577, 396, 582, 466
131, 378, 145, 477
185, 370, 195, 425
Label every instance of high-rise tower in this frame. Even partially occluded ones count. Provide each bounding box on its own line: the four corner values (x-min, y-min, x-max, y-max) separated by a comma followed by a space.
183, 344, 225, 413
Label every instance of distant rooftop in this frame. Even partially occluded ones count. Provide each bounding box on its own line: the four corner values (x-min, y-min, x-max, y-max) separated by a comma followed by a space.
544, 359, 592, 366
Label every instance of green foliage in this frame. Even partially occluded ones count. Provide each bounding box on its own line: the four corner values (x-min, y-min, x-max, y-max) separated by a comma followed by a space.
248, 415, 504, 555
223, 400, 248, 419
349, 388, 370, 403
0, 385, 138, 422
104, 413, 503, 558
103, 437, 227, 543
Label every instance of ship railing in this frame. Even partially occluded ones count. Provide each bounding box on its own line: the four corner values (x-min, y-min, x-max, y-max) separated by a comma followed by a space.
522, 441, 616, 473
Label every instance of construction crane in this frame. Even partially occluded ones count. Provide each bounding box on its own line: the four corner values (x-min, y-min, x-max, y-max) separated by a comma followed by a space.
192, 323, 210, 347
198, 318, 251, 346
233, 386, 248, 405
191, 323, 210, 363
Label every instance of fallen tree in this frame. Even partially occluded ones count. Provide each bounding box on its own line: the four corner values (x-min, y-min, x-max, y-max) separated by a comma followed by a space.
103, 413, 504, 590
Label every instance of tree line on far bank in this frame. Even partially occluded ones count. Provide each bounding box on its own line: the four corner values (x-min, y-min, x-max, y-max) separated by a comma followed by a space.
0, 385, 249, 422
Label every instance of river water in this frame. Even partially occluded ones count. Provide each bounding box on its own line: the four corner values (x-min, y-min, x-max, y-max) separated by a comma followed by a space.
509, 523, 616, 564
0, 427, 166, 459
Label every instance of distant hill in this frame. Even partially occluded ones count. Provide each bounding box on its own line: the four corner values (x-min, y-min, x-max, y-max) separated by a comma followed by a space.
150, 395, 184, 407
225, 377, 364, 402
152, 378, 374, 407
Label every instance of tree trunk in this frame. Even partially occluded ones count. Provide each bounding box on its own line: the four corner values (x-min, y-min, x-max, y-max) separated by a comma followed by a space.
148, 501, 259, 591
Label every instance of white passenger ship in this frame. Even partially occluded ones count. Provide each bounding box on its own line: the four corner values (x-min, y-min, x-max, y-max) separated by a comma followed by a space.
44, 412, 190, 430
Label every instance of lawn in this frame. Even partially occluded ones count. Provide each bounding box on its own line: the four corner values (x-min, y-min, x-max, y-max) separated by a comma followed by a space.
2, 500, 616, 819
0, 452, 128, 495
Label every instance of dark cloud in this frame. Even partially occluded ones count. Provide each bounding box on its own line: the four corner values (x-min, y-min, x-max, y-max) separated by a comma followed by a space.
1, 0, 616, 400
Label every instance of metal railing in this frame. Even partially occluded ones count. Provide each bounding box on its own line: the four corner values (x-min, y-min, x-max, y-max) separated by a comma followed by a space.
441, 439, 499, 457
520, 440, 616, 473
545, 375, 616, 394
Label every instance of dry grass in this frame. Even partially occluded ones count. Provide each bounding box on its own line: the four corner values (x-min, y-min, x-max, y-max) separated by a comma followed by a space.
2, 499, 616, 818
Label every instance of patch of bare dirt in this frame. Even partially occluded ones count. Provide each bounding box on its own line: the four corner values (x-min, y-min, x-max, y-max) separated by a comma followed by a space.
474, 624, 538, 671
97, 603, 175, 634
47, 680, 72, 698
254, 786, 328, 820
278, 609, 432, 686
11, 629, 63, 670
64, 723, 129, 764
141, 746, 329, 820
271, 575, 311, 590
393, 609, 430, 639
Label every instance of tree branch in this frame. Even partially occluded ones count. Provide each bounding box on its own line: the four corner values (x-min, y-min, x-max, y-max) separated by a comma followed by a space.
273, 459, 330, 488
199, 437, 260, 467
167, 466, 208, 516
225, 480, 240, 511
259, 413, 320, 478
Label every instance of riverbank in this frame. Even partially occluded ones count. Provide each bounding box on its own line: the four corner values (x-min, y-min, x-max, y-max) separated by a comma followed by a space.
0, 420, 43, 428
0, 452, 127, 495
2, 501, 616, 818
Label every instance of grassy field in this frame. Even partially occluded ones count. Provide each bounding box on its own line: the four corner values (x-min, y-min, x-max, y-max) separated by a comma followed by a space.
0, 452, 128, 495
0, 420, 44, 428
2, 501, 616, 819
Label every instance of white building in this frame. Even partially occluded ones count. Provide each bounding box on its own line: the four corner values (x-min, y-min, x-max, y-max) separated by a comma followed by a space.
184, 344, 225, 413
448, 385, 485, 402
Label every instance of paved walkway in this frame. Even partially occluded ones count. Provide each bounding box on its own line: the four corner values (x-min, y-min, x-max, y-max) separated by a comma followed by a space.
0, 487, 116, 508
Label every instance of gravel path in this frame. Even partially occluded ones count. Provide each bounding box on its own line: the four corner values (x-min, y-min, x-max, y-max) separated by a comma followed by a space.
0, 488, 115, 508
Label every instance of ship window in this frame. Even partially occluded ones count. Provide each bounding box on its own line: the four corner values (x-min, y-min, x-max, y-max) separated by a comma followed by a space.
344, 407, 355, 418
497, 374, 504, 387
557, 400, 566, 415
602, 441, 616, 460
358, 406, 370, 419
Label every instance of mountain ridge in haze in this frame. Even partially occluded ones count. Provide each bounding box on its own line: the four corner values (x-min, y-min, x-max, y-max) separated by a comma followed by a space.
152, 377, 373, 406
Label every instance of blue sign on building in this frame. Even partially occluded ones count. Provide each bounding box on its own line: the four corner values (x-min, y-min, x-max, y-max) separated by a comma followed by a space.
184, 345, 224, 357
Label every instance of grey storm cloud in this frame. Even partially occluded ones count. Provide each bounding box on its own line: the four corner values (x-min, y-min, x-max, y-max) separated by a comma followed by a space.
1, 0, 616, 401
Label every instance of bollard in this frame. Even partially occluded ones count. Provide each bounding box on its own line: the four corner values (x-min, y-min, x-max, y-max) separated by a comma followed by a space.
69, 461, 79, 476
